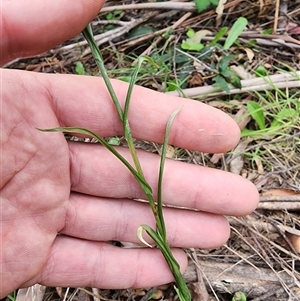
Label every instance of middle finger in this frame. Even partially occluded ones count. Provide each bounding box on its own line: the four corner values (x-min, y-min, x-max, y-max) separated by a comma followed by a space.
69, 142, 258, 216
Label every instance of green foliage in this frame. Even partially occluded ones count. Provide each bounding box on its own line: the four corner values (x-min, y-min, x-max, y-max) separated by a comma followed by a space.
232, 291, 247, 301
181, 28, 204, 51
7, 292, 16, 301
210, 27, 228, 45
212, 75, 230, 93
105, 10, 122, 20
194, 0, 219, 13
271, 107, 298, 128
108, 137, 120, 146
246, 101, 265, 130
75, 61, 85, 75
181, 41, 204, 51
255, 65, 268, 77
166, 78, 184, 92
242, 69, 300, 138
127, 25, 156, 39
262, 28, 273, 34
242, 90, 299, 138
212, 55, 242, 93
223, 17, 248, 50
180, 17, 247, 92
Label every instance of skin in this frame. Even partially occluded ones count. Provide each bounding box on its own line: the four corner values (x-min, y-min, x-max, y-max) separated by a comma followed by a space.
0, 0, 259, 297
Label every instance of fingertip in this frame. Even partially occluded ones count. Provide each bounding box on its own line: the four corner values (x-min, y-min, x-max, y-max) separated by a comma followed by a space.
209, 215, 231, 247
239, 179, 260, 215
226, 173, 259, 216
223, 113, 241, 151
1, 0, 105, 64
165, 98, 242, 153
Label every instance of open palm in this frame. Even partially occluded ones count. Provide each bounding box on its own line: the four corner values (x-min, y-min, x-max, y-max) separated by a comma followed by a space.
0, 0, 259, 297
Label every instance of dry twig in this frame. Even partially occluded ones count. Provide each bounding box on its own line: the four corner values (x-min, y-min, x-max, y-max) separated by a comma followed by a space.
168, 71, 300, 98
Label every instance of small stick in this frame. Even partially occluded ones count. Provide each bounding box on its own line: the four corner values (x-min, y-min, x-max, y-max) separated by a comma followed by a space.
273, 0, 280, 34
100, 2, 196, 13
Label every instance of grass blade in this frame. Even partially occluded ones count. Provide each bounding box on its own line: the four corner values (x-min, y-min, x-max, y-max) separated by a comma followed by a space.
122, 57, 149, 179
37, 126, 153, 195
82, 25, 124, 121
123, 56, 159, 179
141, 224, 191, 301
157, 107, 182, 239
223, 17, 248, 50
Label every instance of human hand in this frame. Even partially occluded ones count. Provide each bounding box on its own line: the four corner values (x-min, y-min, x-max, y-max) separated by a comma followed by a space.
0, 0, 259, 297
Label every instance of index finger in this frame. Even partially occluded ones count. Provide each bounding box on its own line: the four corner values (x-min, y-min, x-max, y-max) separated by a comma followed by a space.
43, 72, 240, 153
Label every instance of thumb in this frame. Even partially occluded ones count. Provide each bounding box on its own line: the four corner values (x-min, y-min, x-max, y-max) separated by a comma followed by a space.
1, 0, 105, 65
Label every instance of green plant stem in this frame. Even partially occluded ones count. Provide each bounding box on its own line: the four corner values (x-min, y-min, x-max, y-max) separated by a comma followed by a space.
40, 23, 191, 301
82, 23, 191, 301
82, 25, 123, 120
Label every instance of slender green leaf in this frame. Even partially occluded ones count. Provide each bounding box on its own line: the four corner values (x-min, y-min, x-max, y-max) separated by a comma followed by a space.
210, 27, 228, 46
123, 57, 149, 178
141, 224, 191, 301
157, 107, 182, 239
37, 126, 153, 195
82, 25, 124, 121
247, 101, 265, 130
223, 17, 248, 50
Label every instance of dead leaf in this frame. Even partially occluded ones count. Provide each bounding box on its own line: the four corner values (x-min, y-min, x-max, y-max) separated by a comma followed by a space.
286, 233, 300, 253
56, 287, 63, 298
165, 145, 175, 159
229, 138, 251, 174
188, 71, 204, 87
254, 157, 264, 174
261, 189, 299, 196
190, 29, 213, 43
231, 65, 253, 80
188, 282, 209, 301
16, 285, 46, 301
216, 0, 227, 25
243, 47, 255, 62
152, 289, 164, 299
78, 289, 90, 301
287, 25, 300, 35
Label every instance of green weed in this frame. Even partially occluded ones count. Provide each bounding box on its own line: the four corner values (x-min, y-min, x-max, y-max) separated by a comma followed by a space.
105, 10, 122, 21
194, 0, 219, 13
40, 24, 192, 301
75, 61, 86, 75
242, 78, 300, 138
6, 291, 16, 301
180, 17, 248, 93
